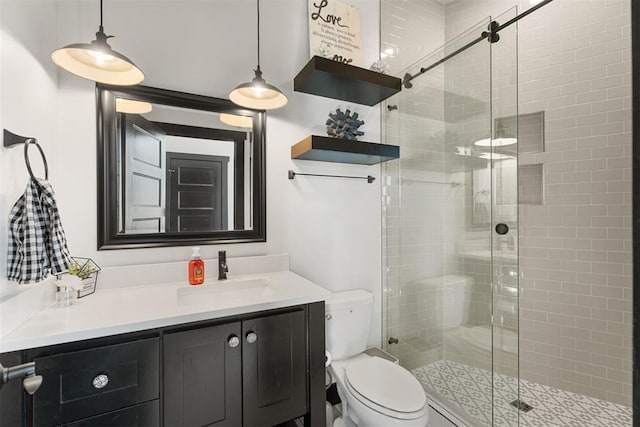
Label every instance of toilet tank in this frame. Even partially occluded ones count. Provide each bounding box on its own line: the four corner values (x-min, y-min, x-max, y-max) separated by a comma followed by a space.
325, 290, 373, 360
426, 275, 472, 329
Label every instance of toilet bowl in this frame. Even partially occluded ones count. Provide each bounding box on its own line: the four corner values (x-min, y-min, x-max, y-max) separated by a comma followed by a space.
326, 290, 429, 427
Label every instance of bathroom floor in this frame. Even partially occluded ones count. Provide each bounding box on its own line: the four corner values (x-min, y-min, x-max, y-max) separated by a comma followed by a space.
412, 360, 632, 427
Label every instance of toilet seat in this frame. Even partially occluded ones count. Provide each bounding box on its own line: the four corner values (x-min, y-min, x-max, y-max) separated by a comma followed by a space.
343, 357, 426, 420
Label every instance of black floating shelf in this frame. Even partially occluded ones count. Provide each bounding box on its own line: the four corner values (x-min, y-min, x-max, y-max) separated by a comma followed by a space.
294, 56, 402, 106
291, 135, 399, 165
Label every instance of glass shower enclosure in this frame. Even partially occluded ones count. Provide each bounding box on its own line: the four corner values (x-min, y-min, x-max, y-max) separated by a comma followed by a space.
382, 10, 519, 427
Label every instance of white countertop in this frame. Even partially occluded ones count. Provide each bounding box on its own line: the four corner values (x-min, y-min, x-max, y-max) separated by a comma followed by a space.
0, 271, 330, 353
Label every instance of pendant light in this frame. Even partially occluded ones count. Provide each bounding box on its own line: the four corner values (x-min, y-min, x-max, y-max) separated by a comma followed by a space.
229, 0, 287, 110
51, 0, 144, 86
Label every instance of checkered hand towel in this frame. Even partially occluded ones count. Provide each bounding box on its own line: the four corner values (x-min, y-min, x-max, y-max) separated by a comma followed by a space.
7, 178, 72, 284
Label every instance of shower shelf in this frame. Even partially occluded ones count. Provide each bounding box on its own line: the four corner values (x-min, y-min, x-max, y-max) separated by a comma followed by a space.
294, 56, 402, 106
291, 135, 399, 165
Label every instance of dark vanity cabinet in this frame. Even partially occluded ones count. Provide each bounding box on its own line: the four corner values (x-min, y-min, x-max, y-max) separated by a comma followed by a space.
2, 302, 325, 427
164, 309, 307, 427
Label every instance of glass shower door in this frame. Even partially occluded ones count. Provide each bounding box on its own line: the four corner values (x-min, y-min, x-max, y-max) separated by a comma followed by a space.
382, 11, 519, 427
440, 17, 496, 426
490, 8, 520, 427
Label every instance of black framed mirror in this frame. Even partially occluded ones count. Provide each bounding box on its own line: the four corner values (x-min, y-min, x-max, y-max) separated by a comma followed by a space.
96, 84, 266, 249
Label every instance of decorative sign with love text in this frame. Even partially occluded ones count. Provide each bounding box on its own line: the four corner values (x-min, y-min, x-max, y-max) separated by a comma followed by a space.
308, 0, 362, 66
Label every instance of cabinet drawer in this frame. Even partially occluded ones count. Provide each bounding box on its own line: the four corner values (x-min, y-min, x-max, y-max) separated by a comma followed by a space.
33, 337, 159, 426
62, 400, 159, 427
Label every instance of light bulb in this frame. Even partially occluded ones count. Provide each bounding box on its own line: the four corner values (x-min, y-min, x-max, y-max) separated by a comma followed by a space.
88, 50, 115, 66
253, 87, 266, 98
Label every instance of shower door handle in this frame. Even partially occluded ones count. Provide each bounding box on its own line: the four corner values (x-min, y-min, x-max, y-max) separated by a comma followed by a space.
495, 223, 509, 235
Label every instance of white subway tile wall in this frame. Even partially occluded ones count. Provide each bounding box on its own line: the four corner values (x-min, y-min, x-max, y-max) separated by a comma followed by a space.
382, 0, 447, 370
382, 0, 631, 409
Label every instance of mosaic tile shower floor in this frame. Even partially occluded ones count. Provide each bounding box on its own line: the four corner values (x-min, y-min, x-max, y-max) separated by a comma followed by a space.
412, 360, 632, 427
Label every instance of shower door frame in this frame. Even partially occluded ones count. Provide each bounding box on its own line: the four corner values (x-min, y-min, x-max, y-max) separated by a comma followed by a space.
630, 0, 639, 424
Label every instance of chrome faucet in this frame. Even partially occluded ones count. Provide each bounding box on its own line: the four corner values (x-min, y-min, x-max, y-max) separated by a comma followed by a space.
218, 250, 229, 280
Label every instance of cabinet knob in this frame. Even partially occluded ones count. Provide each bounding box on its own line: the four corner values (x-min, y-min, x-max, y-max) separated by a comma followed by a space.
246, 331, 257, 344
92, 374, 109, 389
228, 335, 240, 348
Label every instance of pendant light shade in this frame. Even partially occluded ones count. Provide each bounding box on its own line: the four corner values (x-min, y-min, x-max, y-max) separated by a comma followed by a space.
229, 66, 288, 110
51, 0, 144, 86
229, 0, 287, 110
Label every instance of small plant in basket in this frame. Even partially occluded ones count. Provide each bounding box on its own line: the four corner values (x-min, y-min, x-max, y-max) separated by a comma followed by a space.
68, 258, 100, 279
66, 257, 101, 298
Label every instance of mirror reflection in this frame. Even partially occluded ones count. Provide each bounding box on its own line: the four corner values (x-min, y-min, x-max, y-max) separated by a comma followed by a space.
115, 101, 252, 234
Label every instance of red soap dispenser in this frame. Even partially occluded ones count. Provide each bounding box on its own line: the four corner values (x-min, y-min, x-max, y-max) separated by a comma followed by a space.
188, 247, 205, 285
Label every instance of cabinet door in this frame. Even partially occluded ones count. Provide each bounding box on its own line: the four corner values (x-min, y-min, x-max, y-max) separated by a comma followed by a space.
164, 322, 242, 427
242, 310, 307, 427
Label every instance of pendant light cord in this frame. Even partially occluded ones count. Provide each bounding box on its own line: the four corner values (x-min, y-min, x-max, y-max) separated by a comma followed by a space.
99, 0, 104, 31
256, 0, 261, 67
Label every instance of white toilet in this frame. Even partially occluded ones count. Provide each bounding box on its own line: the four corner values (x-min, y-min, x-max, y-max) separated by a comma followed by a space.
326, 290, 429, 427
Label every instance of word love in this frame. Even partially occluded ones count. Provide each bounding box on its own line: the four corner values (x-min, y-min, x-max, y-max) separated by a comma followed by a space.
333, 55, 353, 64
311, 0, 349, 28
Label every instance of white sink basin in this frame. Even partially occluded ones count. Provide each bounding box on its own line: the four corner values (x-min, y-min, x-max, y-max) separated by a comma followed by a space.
177, 278, 276, 305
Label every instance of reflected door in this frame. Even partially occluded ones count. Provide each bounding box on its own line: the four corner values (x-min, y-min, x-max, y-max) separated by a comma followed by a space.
166, 153, 228, 232
122, 115, 166, 233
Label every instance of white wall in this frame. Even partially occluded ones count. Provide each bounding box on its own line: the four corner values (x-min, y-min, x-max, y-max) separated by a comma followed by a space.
1, 0, 383, 345
0, 1, 59, 299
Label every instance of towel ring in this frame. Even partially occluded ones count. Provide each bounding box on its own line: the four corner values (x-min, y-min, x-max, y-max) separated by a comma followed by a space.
24, 139, 48, 181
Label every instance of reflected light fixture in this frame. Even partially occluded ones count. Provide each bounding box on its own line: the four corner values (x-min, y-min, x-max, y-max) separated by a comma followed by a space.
115, 98, 152, 114
478, 152, 514, 160
220, 113, 253, 128
474, 122, 517, 147
473, 137, 518, 147
229, 0, 287, 110
51, 0, 144, 86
